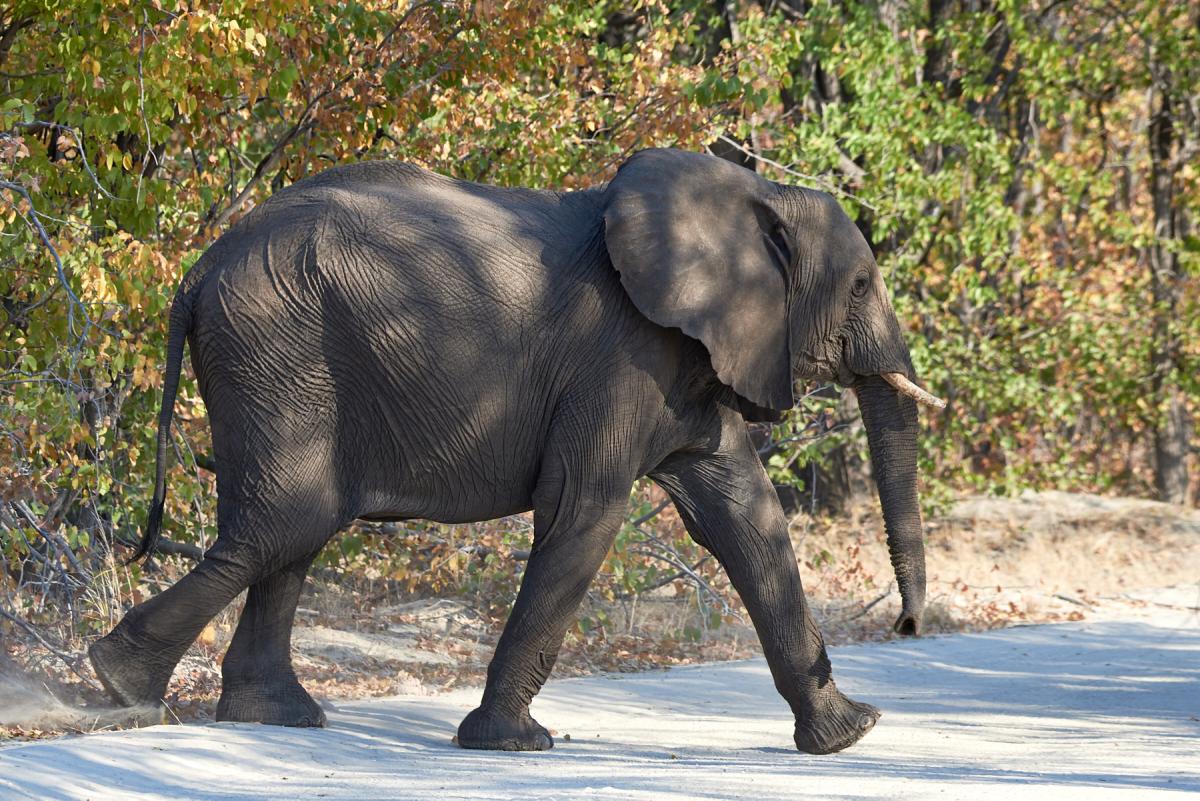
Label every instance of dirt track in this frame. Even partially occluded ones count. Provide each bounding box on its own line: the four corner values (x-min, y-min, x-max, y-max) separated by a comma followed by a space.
3, 586, 1196, 801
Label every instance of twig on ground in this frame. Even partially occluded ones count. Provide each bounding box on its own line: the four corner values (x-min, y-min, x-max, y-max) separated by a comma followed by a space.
836, 587, 894, 624
1053, 593, 1095, 609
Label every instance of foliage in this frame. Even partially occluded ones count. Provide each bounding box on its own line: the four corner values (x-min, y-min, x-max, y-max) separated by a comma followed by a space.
1, 0, 1197, 656
727, 0, 1198, 499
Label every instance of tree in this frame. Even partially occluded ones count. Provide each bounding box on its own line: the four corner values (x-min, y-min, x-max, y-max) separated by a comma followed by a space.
1144, 6, 1198, 504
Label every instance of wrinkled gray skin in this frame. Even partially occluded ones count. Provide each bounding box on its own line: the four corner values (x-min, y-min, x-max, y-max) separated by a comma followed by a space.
89, 149, 929, 755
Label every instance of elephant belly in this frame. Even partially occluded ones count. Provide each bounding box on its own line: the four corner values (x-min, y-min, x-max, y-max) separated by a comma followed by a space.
352, 430, 544, 527
335, 350, 552, 525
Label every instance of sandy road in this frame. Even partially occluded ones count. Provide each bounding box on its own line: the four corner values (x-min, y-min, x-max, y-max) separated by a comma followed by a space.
2, 587, 1197, 801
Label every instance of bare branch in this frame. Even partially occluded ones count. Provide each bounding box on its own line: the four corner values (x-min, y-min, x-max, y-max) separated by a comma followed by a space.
17, 122, 118, 200
615, 555, 713, 599
12, 500, 88, 580
628, 499, 671, 527
0, 607, 103, 692
715, 135, 878, 211
0, 14, 34, 70
203, 107, 315, 232
115, 535, 204, 562
0, 180, 95, 341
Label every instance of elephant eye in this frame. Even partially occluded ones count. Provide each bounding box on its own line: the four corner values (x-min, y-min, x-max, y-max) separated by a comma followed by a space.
852, 274, 870, 297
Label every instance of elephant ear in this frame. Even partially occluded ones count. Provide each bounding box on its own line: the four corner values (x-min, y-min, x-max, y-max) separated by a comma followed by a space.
603, 148, 794, 412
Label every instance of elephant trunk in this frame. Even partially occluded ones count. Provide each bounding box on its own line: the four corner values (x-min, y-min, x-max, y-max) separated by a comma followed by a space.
855, 374, 927, 635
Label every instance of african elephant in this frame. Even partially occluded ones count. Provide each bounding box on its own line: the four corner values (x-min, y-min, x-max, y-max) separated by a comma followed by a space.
89, 148, 943, 755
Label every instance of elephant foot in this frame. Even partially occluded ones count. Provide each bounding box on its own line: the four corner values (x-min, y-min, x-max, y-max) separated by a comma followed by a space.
88, 630, 172, 708
793, 685, 880, 755
457, 706, 553, 751
216, 678, 327, 727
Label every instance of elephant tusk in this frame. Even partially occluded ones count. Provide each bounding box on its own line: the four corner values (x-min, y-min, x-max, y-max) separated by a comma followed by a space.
880, 372, 947, 410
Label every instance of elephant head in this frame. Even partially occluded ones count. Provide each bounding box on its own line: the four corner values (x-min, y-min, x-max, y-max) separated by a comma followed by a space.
603, 148, 944, 636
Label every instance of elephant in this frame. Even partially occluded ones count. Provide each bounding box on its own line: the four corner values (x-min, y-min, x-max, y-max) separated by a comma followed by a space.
88, 147, 944, 755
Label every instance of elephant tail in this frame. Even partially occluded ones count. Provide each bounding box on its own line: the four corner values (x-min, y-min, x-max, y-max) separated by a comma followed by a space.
127, 290, 195, 564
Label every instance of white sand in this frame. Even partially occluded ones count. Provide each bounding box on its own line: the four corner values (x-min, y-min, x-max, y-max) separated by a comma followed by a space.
3, 586, 1197, 801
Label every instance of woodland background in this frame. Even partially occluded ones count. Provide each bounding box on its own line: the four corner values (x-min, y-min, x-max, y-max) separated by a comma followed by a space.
0, 1, 1197, 690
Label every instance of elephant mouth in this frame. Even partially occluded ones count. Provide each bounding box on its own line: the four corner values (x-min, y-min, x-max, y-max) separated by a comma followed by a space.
792, 347, 845, 387
793, 347, 947, 411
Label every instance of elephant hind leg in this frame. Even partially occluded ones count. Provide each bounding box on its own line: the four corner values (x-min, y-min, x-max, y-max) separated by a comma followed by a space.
216, 549, 327, 727
90, 494, 341, 711
89, 542, 266, 709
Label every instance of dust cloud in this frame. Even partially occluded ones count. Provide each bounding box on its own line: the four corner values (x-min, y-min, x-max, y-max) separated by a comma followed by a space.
0, 654, 161, 733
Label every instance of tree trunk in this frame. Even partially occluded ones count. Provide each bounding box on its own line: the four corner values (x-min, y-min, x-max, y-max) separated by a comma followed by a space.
1147, 54, 1194, 505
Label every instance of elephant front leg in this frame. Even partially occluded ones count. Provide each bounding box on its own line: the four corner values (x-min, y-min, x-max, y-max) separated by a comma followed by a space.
652, 431, 880, 755
458, 468, 628, 751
